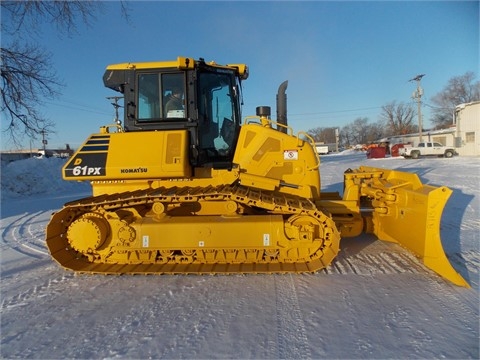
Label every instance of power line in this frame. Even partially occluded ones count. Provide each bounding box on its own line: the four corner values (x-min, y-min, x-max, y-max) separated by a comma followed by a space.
44, 101, 111, 116
289, 106, 384, 116
423, 102, 451, 110
61, 97, 120, 112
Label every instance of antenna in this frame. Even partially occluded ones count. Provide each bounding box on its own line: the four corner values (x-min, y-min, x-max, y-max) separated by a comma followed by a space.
107, 96, 123, 126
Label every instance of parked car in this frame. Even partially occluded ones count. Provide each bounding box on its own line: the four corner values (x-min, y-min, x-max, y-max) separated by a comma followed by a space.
400, 142, 457, 159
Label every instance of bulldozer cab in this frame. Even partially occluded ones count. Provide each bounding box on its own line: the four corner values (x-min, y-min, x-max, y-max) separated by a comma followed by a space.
103, 57, 247, 168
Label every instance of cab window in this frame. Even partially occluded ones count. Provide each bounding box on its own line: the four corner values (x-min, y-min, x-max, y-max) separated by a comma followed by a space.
137, 72, 185, 121
138, 74, 160, 120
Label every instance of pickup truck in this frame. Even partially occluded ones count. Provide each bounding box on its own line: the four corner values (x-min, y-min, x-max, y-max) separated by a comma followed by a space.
401, 142, 457, 159
315, 145, 329, 155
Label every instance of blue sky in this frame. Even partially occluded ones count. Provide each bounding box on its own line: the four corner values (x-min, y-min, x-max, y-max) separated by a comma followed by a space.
1, 1, 478, 150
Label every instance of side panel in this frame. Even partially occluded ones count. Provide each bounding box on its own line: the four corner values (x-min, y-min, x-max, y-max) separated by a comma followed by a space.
232, 123, 321, 199
63, 130, 191, 181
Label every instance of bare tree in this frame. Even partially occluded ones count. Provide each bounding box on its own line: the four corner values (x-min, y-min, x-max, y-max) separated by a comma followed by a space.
1, 1, 130, 145
430, 72, 480, 129
368, 119, 387, 141
1, 1, 99, 36
338, 117, 386, 148
307, 127, 337, 143
339, 124, 353, 148
380, 101, 416, 135
350, 117, 370, 144
339, 118, 369, 147
1, 42, 60, 143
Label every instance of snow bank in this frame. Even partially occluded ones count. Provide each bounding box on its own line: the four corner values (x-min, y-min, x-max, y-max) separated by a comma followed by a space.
1, 157, 90, 199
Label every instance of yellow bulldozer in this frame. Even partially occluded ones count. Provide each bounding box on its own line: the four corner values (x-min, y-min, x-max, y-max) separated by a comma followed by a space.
46, 57, 468, 287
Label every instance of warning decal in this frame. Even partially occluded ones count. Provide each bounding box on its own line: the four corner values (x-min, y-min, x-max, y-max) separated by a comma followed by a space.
284, 150, 299, 160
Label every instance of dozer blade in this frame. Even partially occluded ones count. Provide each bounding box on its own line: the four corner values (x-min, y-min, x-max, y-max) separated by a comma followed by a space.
352, 166, 469, 288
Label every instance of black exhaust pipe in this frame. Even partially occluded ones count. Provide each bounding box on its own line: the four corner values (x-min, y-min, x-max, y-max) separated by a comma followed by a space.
276, 81, 288, 133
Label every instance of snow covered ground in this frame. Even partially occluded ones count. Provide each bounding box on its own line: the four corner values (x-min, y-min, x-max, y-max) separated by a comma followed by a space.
1, 153, 479, 359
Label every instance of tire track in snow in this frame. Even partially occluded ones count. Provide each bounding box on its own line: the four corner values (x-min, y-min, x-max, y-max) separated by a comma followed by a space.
275, 274, 312, 359
321, 247, 479, 285
322, 251, 426, 276
1, 272, 75, 311
1, 210, 49, 258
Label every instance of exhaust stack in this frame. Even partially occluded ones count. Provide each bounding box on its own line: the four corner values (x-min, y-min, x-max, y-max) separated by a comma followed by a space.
276, 81, 288, 133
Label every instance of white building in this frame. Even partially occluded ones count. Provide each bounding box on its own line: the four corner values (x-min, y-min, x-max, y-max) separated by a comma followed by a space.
454, 101, 480, 156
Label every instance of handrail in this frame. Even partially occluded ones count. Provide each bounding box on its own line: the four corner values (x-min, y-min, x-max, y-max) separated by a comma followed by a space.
243, 116, 294, 136
298, 131, 320, 170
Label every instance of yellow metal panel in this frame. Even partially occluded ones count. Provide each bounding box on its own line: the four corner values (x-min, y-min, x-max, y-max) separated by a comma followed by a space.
106, 131, 191, 179
105, 57, 248, 73
136, 215, 284, 250
106, 56, 195, 70
63, 130, 191, 181
226, 63, 249, 79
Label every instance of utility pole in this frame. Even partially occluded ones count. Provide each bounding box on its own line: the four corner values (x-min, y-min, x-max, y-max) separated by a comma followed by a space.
410, 74, 425, 144
335, 127, 339, 152
40, 128, 48, 152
